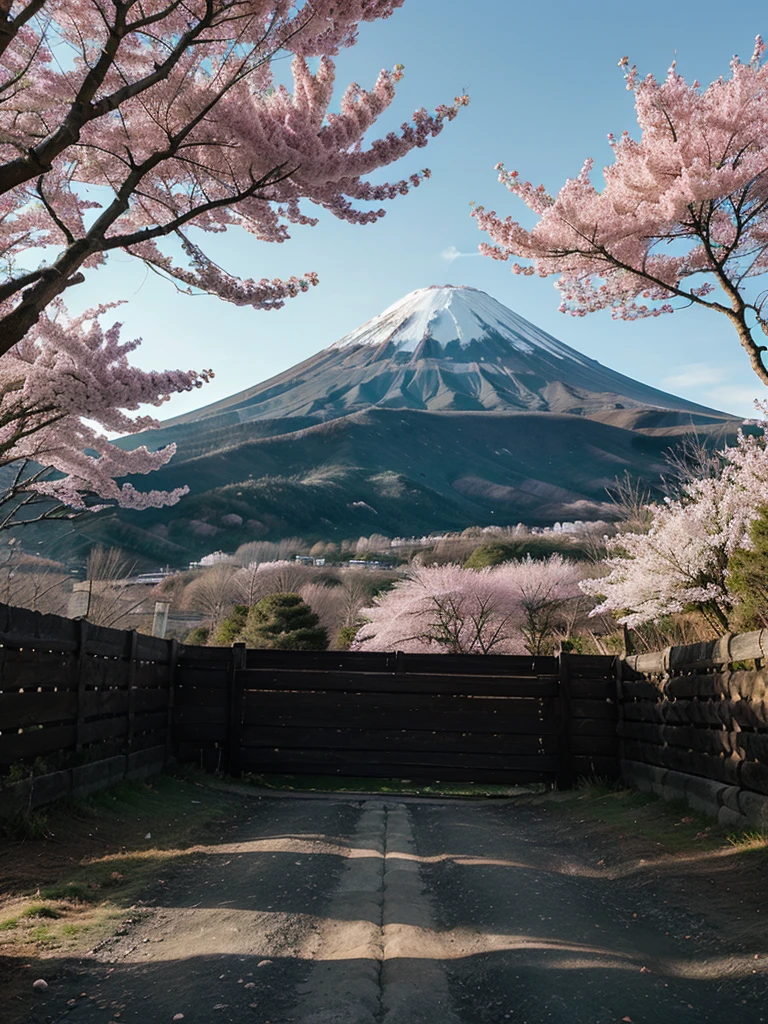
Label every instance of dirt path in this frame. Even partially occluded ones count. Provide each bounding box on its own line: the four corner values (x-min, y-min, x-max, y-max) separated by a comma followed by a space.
18, 795, 768, 1024
409, 800, 768, 1024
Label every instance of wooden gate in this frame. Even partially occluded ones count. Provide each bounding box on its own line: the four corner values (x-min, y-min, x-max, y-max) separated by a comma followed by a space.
227, 649, 617, 788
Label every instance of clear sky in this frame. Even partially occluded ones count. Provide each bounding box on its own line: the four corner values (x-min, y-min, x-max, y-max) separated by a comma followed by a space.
70, 0, 768, 421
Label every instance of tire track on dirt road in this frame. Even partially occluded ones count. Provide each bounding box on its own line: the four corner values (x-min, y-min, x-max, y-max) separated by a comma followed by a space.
294, 800, 461, 1024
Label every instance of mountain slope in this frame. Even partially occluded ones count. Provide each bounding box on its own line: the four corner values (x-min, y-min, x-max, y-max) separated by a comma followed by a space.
74, 408, 726, 564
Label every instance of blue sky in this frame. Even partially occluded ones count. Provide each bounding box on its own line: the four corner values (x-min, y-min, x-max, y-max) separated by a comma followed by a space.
71, 0, 768, 421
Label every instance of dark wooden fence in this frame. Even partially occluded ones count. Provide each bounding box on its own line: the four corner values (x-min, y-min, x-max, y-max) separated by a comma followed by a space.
620, 630, 768, 828
9, 599, 768, 827
0, 604, 176, 812
0, 603, 619, 806
229, 649, 618, 787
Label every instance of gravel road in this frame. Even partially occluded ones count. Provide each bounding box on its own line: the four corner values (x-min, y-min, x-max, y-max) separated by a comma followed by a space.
26, 795, 768, 1024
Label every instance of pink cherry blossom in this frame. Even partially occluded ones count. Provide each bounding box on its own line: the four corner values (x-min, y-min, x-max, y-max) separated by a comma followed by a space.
0, 303, 212, 525
0, 1, 468, 354
581, 414, 768, 629
355, 556, 584, 655
473, 37, 768, 384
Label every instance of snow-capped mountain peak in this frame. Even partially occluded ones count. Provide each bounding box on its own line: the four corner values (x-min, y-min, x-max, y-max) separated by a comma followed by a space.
330, 284, 587, 364
157, 282, 730, 431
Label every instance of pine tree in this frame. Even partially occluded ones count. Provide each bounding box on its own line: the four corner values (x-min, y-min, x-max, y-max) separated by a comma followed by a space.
243, 593, 328, 650
728, 507, 768, 630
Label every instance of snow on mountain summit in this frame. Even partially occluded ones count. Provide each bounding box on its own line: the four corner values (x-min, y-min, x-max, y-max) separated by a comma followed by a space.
331, 284, 588, 364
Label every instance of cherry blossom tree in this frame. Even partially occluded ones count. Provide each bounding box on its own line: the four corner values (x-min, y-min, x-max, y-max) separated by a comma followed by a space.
0, 303, 211, 527
0, 0, 468, 355
473, 37, 768, 384
514, 555, 588, 655
355, 556, 584, 655
581, 422, 768, 630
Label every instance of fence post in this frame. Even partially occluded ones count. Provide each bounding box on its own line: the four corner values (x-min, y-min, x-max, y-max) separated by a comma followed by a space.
74, 618, 89, 752
615, 654, 624, 773
622, 624, 632, 657
125, 630, 139, 756
556, 651, 575, 790
166, 638, 178, 766
228, 642, 247, 777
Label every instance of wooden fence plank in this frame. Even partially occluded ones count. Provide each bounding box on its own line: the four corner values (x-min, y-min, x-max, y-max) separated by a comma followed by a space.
174, 667, 231, 690
0, 650, 71, 689
239, 748, 560, 773
569, 679, 617, 699
171, 685, 231, 709
73, 620, 89, 752
166, 638, 178, 764
79, 716, 128, 745
237, 703, 555, 735
132, 710, 169, 735
79, 689, 129, 718
571, 735, 618, 757
228, 644, 247, 777
173, 706, 229, 725
235, 668, 560, 698
125, 630, 139, 754
135, 635, 172, 664
557, 654, 574, 790
573, 755, 619, 778
242, 649, 556, 676
239, 748, 559, 781
0, 724, 77, 763
241, 690, 551, 718
174, 723, 229, 744
0, 690, 78, 729
239, 725, 557, 756
248, 761, 556, 784
571, 699, 617, 720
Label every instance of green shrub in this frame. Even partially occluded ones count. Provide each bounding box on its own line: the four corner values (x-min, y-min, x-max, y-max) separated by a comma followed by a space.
21, 904, 63, 920
336, 625, 361, 650
464, 538, 590, 569
1, 809, 49, 841
184, 625, 210, 646
242, 593, 328, 650
210, 605, 249, 646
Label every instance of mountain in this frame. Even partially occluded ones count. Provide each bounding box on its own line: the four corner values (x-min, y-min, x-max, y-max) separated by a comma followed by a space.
149, 285, 726, 446
61, 285, 736, 564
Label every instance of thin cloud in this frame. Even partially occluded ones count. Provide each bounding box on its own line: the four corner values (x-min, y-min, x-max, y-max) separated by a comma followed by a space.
661, 363, 724, 390
440, 245, 481, 262
704, 385, 762, 412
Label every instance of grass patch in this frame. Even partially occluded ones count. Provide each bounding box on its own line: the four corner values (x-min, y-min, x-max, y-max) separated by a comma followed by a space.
548, 782, 724, 852
41, 882, 95, 904
20, 904, 63, 920
727, 828, 768, 849
0, 917, 18, 931
27, 924, 55, 946
61, 923, 86, 937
